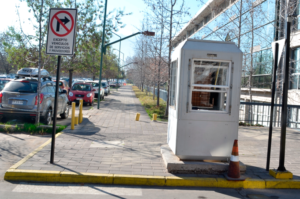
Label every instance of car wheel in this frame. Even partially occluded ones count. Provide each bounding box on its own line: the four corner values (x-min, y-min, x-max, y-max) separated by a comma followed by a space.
42, 109, 52, 125
89, 100, 93, 106
105, 93, 108, 96
60, 105, 69, 119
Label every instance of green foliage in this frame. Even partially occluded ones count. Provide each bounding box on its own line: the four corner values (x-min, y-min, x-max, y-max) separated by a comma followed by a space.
132, 86, 168, 121
3, 0, 130, 77
239, 122, 263, 127
0, 122, 67, 134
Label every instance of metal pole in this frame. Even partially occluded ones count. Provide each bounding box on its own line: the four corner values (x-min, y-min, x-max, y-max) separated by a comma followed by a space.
278, 17, 291, 172
50, 55, 61, 164
112, 32, 121, 91
118, 42, 121, 90
97, 0, 108, 109
266, 43, 279, 171
36, 0, 44, 124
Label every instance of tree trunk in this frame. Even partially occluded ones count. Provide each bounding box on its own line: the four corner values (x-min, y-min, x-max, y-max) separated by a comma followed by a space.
153, 84, 155, 100
164, 1, 174, 117
35, 0, 44, 124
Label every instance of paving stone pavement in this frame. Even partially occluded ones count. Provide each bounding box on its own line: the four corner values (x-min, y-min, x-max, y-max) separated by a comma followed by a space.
16, 85, 300, 179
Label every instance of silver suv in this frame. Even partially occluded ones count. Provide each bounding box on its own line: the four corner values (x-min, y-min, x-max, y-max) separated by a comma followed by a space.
0, 68, 69, 124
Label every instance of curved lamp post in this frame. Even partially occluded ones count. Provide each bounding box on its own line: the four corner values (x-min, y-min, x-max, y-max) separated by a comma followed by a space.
97, 23, 155, 109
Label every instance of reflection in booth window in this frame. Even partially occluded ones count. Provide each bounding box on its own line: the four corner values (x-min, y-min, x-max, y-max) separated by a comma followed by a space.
169, 60, 177, 109
191, 60, 230, 112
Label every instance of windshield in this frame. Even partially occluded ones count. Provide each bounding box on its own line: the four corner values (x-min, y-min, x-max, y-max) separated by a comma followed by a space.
88, 82, 99, 87
72, 84, 91, 91
3, 81, 38, 93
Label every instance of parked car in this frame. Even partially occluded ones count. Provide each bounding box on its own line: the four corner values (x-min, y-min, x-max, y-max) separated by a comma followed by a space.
86, 81, 104, 100
54, 80, 70, 94
109, 82, 117, 88
68, 82, 95, 106
101, 81, 110, 96
0, 68, 69, 124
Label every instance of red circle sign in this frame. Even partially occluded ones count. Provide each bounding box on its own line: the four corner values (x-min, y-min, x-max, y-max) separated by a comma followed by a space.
50, 11, 74, 37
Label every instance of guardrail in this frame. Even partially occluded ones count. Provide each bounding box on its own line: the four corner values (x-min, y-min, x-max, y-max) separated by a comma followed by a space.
239, 102, 300, 128
146, 86, 168, 102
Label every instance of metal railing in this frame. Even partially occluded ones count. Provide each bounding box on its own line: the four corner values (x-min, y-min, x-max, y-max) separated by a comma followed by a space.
146, 86, 168, 102
239, 102, 300, 128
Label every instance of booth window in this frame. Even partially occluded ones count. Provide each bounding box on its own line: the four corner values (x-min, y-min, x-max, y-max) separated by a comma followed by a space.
170, 61, 177, 109
190, 60, 230, 112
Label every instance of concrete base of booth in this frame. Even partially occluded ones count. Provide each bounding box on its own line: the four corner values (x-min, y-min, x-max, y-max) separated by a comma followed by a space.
161, 145, 246, 174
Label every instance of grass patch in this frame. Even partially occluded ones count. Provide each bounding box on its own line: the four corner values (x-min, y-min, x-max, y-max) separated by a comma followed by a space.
239, 122, 263, 127
0, 123, 67, 135
132, 86, 168, 121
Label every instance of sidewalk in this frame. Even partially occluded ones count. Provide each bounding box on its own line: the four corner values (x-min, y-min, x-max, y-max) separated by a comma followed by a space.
15, 86, 169, 176
4, 85, 300, 188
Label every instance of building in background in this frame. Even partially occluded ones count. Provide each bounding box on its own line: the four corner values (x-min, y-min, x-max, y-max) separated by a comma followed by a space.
172, 0, 300, 128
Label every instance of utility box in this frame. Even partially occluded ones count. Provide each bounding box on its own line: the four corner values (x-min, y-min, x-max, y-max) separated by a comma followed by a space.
168, 39, 242, 161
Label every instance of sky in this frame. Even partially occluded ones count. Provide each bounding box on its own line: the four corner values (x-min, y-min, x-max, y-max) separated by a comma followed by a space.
0, 0, 201, 65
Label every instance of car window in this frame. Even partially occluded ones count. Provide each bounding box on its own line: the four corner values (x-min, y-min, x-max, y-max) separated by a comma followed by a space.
41, 86, 48, 93
59, 81, 63, 86
92, 83, 99, 87
102, 83, 106, 87
0, 80, 10, 85
3, 81, 38, 93
47, 86, 55, 93
72, 84, 91, 91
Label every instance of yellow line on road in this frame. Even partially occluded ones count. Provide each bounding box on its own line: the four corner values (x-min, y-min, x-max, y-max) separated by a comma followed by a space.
9, 132, 64, 170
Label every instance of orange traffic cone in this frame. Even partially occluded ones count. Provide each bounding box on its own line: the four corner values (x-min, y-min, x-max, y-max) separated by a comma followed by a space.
225, 140, 246, 181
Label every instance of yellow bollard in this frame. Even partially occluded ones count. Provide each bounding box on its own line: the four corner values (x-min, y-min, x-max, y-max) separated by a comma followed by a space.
71, 102, 75, 130
152, 113, 157, 121
79, 99, 83, 123
135, 113, 140, 121
75, 116, 79, 125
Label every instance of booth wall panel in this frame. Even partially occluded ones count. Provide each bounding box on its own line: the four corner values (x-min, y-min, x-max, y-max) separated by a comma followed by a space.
168, 108, 178, 153
175, 120, 238, 160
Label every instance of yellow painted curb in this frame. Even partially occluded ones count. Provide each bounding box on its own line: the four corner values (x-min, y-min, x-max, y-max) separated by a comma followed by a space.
114, 174, 165, 186
244, 179, 266, 189
4, 169, 300, 189
269, 169, 293, 179
166, 176, 217, 187
265, 179, 300, 189
9, 132, 63, 170
216, 178, 245, 188
60, 172, 114, 184
4, 169, 61, 182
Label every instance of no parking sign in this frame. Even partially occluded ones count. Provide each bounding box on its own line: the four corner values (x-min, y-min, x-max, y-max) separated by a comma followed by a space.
46, 8, 77, 56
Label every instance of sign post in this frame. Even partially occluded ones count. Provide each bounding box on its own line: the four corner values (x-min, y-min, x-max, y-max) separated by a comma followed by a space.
46, 8, 77, 164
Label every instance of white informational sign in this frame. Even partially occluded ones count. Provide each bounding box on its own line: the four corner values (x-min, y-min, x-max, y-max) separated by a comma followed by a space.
46, 8, 77, 56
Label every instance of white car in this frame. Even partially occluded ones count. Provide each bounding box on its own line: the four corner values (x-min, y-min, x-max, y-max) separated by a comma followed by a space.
101, 81, 110, 96
86, 81, 104, 100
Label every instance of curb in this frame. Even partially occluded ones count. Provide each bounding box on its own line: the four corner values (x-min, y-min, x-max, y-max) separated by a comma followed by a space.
4, 169, 300, 189
4, 131, 300, 189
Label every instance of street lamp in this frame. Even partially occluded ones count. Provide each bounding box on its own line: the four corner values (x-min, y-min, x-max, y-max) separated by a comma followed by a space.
112, 32, 121, 91
97, 26, 155, 109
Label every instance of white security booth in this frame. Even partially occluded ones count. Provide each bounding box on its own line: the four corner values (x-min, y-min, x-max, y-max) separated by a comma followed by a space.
168, 39, 242, 161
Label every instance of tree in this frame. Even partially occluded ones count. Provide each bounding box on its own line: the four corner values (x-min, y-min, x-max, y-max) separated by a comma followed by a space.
143, 0, 189, 112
